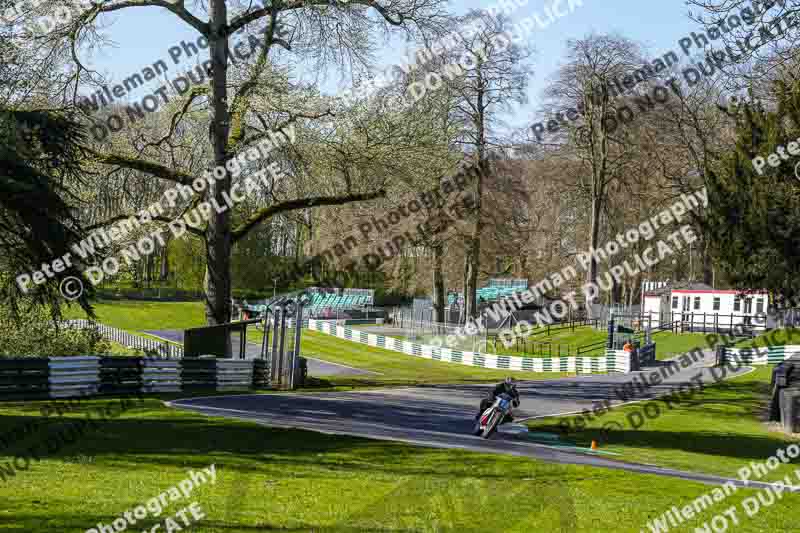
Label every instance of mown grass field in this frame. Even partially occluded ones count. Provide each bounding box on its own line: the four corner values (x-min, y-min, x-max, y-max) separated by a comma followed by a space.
298, 329, 572, 386
22, 299, 800, 531
64, 300, 207, 331
0, 396, 797, 532
526, 366, 800, 481
649, 330, 713, 360
372, 322, 711, 360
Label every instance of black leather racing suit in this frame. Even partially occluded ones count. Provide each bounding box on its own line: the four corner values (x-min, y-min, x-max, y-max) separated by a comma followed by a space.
476, 382, 520, 423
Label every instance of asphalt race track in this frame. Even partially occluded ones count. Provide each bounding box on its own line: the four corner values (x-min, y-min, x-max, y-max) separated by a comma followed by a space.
167, 350, 789, 490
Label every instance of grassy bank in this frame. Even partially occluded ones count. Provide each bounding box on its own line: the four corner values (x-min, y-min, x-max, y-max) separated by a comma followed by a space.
371, 322, 710, 360
0, 396, 796, 532
64, 300, 206, 332
526, 366, 800, 481
299, 329, 569, 386
734, 328, 800, 349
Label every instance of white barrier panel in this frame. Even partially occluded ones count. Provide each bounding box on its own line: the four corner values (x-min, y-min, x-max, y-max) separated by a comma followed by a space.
142, 359, 181, 393
723, 345, 800, 365
216, 360, 254, 391
306, 319, 632, 374
49, 357, 100, 398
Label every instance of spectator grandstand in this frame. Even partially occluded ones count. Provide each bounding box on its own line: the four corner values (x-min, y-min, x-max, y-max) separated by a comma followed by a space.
305, 288, 374, 312
233, 288, 377, 321
447, 278, 530, 306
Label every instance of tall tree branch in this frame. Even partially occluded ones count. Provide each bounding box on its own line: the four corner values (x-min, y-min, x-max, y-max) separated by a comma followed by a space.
87, 148, 195, 186
142, 86, 208, 152
228, 0, 405, 35
228, 10, 283, 152
232, 189, 385, 242
84, 213, 204, 237
239, 109, 333, 152
98, 0, 209, 35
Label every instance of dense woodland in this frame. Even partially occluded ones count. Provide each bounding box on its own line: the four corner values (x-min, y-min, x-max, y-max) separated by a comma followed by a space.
2, 0, 800, 324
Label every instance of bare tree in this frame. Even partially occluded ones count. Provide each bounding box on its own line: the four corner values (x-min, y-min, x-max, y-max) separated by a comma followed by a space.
539, 34, 644, 314
16, 0, 450, 325
436, 10, 533, 321
687, 0, 800, 89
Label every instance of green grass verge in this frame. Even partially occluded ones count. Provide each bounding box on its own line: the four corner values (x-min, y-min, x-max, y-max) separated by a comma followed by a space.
526, 366, 800, 481
0, 397, 796, 532
486, 325, 607, 357
286, 329, 572, 386
64, 301, 207, 332
650, 331, 710, 360
382, 323, 712, 361
735, 328, 800, 349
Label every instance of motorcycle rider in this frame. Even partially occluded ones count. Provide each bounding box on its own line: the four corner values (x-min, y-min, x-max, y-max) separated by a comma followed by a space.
475, 377, 521, 423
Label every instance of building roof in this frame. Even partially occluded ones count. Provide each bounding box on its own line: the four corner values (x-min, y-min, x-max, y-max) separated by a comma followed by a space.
644, 281, 713, 296
645, 281, 769, 296
673, 281, 714, 291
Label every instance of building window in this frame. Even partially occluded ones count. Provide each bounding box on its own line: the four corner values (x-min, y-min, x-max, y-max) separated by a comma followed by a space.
756, 298, 764, 314
672, 296, 678, 309
694, 297, 701, 310
744, 298, 753, 313
713, 297, 720, 311
734, 296, 741, 312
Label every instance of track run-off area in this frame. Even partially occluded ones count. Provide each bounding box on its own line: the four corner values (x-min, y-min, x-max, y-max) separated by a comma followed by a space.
167, 349, 787, 491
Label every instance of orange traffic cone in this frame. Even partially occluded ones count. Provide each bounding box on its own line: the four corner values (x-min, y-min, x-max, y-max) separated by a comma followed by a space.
591, 440, 599, 451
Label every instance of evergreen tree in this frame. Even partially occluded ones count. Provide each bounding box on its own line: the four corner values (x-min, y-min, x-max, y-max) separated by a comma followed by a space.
704, 81, 800, 302
0, 109, 94, 316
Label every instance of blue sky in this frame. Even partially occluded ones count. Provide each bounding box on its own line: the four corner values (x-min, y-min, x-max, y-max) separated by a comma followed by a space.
84, 0, 701, 130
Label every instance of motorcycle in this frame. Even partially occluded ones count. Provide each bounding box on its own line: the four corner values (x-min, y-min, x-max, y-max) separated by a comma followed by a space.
473, 392, 514, 439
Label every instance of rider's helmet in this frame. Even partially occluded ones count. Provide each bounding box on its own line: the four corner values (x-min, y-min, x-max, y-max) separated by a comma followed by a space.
504, 376, 516, 388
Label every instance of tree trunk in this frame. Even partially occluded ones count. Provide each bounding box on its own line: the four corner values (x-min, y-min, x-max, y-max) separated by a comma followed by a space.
702, 235, 714, 287
432, 243, 445, 323
587, 194, 602, 316
464, 242, 478, 320
146, 253, 155, 285
204, 0, 233, 329
464, 82, 487, 321
160, 235, 170, 281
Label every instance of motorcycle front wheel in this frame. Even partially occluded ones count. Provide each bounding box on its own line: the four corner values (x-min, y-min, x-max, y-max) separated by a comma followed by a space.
482, 411, 502, 439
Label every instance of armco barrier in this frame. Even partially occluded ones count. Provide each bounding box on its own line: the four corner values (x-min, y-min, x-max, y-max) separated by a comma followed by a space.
605, 349, 630, 373
99, 357, 142, 395
49, 357, 100, 398
0, 357, 282, 399
253, 359, 270, 388
780, 388, 800, 433
65, 320, 184, 357
0, 359, 49, 400
769, 358, 800, 433
722, 345, 800, 366
142, 359, 181, 394
308, 319, 647, 374
216, 360, 254, 391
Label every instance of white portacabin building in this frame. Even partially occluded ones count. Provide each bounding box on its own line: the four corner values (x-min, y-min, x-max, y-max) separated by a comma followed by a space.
641, 281, 769, 332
